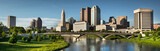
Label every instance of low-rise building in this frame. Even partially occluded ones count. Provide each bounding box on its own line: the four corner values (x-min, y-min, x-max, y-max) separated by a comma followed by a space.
73, 21, 89, 32
66, 22, 72, 31
96, 25, 111, 31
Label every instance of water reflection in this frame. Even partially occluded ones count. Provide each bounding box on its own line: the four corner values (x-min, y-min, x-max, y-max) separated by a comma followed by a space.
62, 36, 160, 51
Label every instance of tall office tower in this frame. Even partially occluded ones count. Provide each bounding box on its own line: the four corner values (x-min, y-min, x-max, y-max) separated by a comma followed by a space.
91, 5, 101, 26
134, 8, 153, 31
67, 17, 76, 24
56, 9, 67, 31
100, 20, 105, 25
80, 8, 85, 21
117, 16, 129, 28
80, 7, 91, 25
35, 17, 42, 29
109, 16, 116, 24
30, 19, 36, 27
7, 16, 16, 28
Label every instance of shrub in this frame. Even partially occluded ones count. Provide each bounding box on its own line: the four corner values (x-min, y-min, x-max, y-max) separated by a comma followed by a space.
9, 32, 18, 44
27, 37, 31, 42
2, 32, 7, 39
28, 33, 32, 39
47, 35, 51, 40
157, 27, 160, 31
35, 35, 38, 41
134, 31, 140, 33
131, 34, 135, 39
41, 30, 46, 33
22, 37, 26, 41
144, 32, 149, 37
156, 31, 160, 36
137, 34, 142, 40
38, 35, 42, 41
42, 34, 47, 40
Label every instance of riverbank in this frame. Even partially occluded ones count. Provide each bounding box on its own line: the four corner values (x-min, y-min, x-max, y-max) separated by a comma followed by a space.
0, 35, 69, 51
120, 39, 160, 47
31, 40, 69, 51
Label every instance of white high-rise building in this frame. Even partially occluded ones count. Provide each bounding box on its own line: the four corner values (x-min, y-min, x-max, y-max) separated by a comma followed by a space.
91, 5, 101, 26
100, 20, 105, 25
56, 9, 67, 31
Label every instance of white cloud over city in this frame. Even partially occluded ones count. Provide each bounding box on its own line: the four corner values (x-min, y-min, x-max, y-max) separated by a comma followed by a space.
0, 17, 60, 28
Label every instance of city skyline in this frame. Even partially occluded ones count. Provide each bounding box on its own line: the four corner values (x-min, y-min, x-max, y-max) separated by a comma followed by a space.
0, 0, 160, 28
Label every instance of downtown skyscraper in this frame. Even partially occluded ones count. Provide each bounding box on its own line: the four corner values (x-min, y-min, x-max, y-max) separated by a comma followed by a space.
56, 9, 67, 31
80, 7, 91, 25
134, 8, 153, 31
7, 16, 16, 28
35, 17, 42, 29
91, 5, 101, 26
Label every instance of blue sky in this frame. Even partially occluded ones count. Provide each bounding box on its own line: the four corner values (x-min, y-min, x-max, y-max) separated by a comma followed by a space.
0, 0, 160, 28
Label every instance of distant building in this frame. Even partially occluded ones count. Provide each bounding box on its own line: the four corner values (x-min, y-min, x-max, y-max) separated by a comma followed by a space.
30, 19, 36, 27
134, 8, 153, 31
80, 7, 91, 25
51, 27, 56, 31
56, 9, 67, 31
65, 22, 72, 31
153, 24, 160, 29
35, 17, 42, 29
100, 20, 105, 25
91, 5, 101, 26
67, 17, 76, 24
7, 16, 16, 28
117, 16, 130, 28
42, 26, 47, 30
109, 16, 116, 24
96, 25, 112, 31
73, 21, 89, 32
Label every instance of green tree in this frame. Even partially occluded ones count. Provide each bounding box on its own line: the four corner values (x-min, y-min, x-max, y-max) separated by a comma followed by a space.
27, 37, 31, 42
26, 29, 31, 33
47, 35, 51, 40
157, 27, 160, 31
36, 29, 41, 33
9, 32, 18, 44
2, 32, 7, 39
42, 34, 47, 40
131, 34, 135, 39
41, 30, 47, 33
34, 35, 38, 41
0, 22, 4, 36
144, 32, 149, 37
22, 37, 26, 41
38, 35, 41, 41
137, 34, 142, 40
28, 33, 32, 39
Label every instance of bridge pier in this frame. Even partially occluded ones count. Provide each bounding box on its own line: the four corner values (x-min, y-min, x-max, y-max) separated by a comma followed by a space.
102, 38, 105, 40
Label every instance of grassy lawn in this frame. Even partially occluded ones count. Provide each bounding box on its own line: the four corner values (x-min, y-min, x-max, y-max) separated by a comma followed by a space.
0, 35, 69, 51
120, 38, 160, 47
31, 40, 69, 51
0, 40, 53, 51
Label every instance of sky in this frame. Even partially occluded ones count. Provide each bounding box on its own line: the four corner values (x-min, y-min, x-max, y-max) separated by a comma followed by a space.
0, 0, 160, 28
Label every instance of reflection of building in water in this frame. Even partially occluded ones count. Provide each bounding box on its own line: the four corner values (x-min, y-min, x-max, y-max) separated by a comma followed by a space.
63, 35, 79, 43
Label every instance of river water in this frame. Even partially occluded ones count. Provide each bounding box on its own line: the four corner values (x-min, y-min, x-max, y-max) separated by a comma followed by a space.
62, 36, 160, 51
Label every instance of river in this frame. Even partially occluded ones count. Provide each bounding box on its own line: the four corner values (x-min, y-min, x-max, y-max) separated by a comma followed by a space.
61, 35, 160, 51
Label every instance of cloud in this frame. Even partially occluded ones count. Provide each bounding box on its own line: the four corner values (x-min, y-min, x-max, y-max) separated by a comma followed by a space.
0, 17, 60, 28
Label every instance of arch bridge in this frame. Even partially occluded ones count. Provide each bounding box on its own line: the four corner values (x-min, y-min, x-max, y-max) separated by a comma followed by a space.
38, 32, 138, 39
